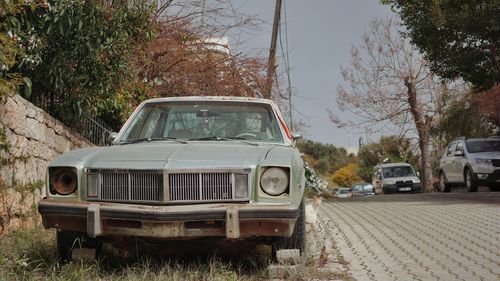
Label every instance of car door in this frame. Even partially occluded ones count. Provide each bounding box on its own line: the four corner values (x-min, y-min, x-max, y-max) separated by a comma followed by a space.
372, 167, 383, 189
441, 142, 457, 182
453, 141, 467, 183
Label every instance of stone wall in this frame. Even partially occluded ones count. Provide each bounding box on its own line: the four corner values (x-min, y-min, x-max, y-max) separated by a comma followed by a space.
0, 94, 93, 234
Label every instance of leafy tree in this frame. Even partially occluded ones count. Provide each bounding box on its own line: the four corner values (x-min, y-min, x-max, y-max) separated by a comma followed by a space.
331, 163, 361, 187
17, 0, 155, 127
296, 139, 352, 171
0, 0, 39, 98
139, 22, 267, 99
382, 0, 500, 89
432, 91, 495, 143
313, 157, 330, 175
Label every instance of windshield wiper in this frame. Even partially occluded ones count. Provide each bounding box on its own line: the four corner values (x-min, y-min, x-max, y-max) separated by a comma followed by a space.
119, 137, 187, 145
188, 136, 258, 146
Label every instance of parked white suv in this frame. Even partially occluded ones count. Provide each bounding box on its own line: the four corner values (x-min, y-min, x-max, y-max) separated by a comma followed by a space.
372, 163, 422, 194
438, 137, 500, 192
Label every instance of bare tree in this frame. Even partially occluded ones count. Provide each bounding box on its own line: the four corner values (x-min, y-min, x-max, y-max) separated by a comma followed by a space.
330, 18, 448, 192
130, 1, 268, 99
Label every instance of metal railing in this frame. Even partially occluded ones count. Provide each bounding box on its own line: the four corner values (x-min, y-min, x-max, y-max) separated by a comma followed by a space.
29, 95, 115, 146
75, 113, 115, 146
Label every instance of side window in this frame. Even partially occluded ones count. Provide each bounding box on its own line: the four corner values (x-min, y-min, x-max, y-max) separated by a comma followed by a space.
446, 143, 457, 157
456, 142, 464, 154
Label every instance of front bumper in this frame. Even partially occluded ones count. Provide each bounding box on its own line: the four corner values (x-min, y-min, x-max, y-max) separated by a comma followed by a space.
38, 199, 299, 239
476, 170, 500, 186
382, 184, 422, 194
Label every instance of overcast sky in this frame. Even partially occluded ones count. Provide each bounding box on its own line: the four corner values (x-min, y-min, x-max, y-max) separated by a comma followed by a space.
228, 0, 395, 150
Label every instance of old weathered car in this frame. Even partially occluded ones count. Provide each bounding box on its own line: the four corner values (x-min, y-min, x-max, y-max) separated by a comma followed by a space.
38, 96, 306, 260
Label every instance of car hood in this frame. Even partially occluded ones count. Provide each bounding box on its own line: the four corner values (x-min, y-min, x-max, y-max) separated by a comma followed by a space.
50, 142, 293, 170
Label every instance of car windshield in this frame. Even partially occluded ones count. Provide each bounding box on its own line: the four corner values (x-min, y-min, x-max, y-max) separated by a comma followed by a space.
382, 166, 415, 178
119, 101, 284, 143
352, 184, 373, 191
465, 140, 500, 153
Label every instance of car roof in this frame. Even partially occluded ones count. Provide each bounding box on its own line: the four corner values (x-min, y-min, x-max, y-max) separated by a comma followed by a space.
465, 138, 500, 142
142, 96, 277, 106
376, 162, 413, 168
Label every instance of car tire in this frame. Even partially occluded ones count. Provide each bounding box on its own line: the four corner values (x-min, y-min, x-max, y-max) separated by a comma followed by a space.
57, 230, 102, 262
464, 168, 478, 192
272, 199, 306, 257
439, 172, 451, 193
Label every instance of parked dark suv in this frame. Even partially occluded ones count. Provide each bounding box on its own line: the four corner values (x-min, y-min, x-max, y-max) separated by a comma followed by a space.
438, 137, 500, 192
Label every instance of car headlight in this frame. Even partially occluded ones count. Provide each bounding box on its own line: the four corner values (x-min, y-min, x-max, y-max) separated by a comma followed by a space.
475, 158, 492, 165
50, 167, 77, 195
260, 167, 289, 196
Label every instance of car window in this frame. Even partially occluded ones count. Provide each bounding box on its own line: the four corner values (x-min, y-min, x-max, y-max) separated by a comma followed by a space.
446, 143, 457, 157
120, 101, 284, 143
363, 184, 373, 190
455, 142, 464, 154
382, 166, 416, 178
352, 185, 362, 191
465, 140, 500, 153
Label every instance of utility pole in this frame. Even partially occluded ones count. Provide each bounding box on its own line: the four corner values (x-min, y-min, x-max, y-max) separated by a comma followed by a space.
264, 0, 282, 99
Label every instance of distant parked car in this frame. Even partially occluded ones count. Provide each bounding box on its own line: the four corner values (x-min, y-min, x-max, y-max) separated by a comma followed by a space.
351, 183, 375, 197
372, 163, 422, 194
334, 188, 352, 198
438, 137, 500, 192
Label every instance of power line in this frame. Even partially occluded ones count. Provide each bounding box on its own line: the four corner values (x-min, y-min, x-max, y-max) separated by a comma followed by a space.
279, 0, 294, 130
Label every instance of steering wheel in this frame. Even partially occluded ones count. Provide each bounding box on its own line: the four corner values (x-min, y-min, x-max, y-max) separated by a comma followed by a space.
235, 132, 258, 139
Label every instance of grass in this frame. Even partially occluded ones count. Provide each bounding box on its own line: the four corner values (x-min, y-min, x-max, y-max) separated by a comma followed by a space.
0, 226, 351, 281
0, 227, 266, 281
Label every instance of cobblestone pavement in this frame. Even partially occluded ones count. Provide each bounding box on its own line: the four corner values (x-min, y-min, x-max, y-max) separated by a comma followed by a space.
316, 192, 500, 281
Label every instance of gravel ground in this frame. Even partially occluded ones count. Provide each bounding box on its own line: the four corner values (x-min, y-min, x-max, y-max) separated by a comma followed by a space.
315, 192, 500, 281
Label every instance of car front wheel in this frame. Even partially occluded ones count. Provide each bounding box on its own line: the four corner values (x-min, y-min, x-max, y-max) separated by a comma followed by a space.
272, 199, 306, 257
57, 230, 102, 262
464, 169, 478, 192
439, 172, 451, 192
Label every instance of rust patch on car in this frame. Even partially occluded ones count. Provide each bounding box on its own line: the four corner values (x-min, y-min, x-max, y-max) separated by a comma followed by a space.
42, 215, 86, 232
240, 220, 293, 237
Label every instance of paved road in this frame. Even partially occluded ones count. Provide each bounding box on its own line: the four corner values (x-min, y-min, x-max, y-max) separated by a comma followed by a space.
317, 192, 500, 281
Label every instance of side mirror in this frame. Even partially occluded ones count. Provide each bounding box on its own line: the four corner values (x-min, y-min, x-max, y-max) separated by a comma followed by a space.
292, 133, 303, 142
454, 150, 464, 157
108, 131, 119, 142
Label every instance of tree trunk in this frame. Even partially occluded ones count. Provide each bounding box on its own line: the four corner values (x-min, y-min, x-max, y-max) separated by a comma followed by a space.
405, 76, 433, 192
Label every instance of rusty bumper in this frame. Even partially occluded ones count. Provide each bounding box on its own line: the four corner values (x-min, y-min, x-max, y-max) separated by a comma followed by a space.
38, 199, 299, 239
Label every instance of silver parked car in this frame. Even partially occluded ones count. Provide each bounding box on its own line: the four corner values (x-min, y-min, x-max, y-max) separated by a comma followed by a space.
351, 183, 375, 197
38, 96, 306, 260
438, 137, 500, 192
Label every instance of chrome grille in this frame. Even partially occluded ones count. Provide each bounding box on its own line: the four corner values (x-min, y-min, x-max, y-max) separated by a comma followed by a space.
89, 170, 163, 203
168, 173, 233, 202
